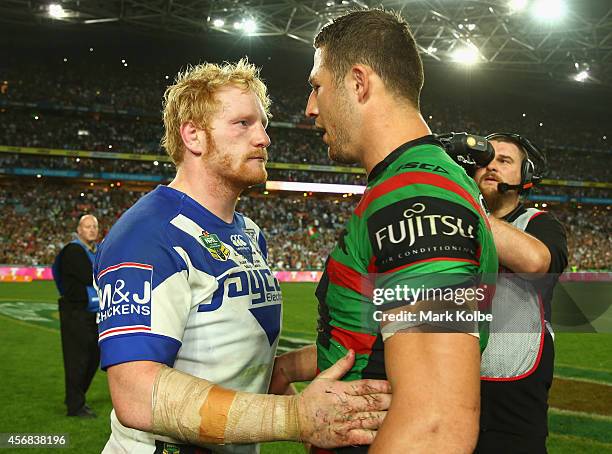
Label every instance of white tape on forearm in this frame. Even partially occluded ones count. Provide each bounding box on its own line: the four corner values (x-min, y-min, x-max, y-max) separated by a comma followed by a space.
151, 365, 301, 445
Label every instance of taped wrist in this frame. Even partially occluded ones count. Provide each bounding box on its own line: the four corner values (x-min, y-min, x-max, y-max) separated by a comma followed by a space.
151, 365, 301, 445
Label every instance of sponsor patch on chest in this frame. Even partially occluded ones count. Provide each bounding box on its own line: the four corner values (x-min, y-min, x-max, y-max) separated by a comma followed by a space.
367, 196, 480, 272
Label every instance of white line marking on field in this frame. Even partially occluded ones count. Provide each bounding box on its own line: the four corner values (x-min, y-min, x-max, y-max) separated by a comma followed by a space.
549, 407, 612, 422
554, 374, 612, 387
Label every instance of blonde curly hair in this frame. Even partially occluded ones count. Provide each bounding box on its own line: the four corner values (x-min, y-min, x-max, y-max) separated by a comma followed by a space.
161, 58, 271, 165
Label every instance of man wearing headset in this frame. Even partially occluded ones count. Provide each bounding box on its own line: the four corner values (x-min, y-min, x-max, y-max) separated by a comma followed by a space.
473, 133, 568, 453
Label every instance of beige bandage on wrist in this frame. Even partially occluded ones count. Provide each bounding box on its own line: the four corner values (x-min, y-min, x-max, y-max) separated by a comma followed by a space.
151, 365, 301, 445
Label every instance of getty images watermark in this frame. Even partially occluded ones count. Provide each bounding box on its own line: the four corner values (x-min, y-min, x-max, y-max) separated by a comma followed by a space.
353, 272, 612, 334
372, 284, 492, 324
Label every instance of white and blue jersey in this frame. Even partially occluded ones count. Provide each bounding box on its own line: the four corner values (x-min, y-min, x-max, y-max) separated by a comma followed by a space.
94, 185, 282, 454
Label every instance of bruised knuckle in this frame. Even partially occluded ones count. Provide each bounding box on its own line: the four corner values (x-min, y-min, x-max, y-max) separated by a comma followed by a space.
363, 394, 378, 409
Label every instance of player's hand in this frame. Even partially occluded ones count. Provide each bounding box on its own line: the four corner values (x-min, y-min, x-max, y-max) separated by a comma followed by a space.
296, 349, 391, 448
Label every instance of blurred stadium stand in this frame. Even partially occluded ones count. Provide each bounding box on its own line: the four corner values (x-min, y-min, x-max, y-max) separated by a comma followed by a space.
0, 11, 610, 271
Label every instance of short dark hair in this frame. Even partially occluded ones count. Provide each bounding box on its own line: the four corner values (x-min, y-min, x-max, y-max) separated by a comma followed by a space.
314, 9, 424, 109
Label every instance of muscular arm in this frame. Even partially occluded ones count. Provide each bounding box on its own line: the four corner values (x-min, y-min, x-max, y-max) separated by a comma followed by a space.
108, 361, 160, 431
369, 332, 480, 453
489, 216, 550, 274
269, 344, 317, 394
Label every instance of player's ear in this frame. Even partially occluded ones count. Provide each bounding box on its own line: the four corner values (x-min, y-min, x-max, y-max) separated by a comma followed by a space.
179, 121, 205, 157
348, 64, 371, 103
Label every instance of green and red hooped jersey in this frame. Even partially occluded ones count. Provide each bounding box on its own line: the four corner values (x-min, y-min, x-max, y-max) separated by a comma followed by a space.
315, 135, 498, 381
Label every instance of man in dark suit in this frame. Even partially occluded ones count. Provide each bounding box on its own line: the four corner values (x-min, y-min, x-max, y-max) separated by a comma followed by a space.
53, 214, 100, 418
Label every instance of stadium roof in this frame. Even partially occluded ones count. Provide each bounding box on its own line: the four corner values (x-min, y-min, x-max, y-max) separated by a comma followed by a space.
3, 0, 612, 84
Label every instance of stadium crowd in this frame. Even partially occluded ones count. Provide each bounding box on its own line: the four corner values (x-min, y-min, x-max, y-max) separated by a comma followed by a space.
1, 111, 163, 155
0, 183, 138, 267
1, 183, 609, 271
1, 64, 609, 149
1, 62, 609, 271
1, 109, 610, 182
556, 206, 611, 271
2, 60, 611, 162
2, 65, 165, 113
2, 153, 609, 201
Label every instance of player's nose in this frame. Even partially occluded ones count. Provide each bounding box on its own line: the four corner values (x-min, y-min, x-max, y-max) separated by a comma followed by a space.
254, 123, 271, 149
305, 91, 318, 119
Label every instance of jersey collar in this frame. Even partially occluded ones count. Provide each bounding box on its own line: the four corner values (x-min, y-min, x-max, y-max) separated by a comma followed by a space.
367, 134, 443, 184
502, 202, 526, 223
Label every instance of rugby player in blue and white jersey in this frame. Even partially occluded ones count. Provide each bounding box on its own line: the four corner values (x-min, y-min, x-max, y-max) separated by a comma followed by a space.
93, 59, 390, 454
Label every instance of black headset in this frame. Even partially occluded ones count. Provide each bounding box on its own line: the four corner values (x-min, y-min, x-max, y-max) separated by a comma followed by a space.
485, 132, 547, 194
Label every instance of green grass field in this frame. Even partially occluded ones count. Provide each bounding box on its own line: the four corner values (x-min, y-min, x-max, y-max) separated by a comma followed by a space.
0, 281, 610, 453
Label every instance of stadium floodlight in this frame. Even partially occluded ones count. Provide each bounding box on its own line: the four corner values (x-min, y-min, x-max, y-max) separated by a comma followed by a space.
574, 70, 589, 82
243, 19, 257, 34
451, 45, 481, 65
509, 0, 528, 13
213, 19, 224, 27
532, 0, 567, 21
233, 18, 256, 34
48, 3, 67, 19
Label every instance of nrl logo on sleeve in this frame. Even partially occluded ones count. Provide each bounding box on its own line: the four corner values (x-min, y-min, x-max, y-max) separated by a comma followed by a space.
199, 230, 231, 261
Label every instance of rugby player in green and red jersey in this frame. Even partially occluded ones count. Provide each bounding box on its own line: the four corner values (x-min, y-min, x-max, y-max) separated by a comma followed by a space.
269, 9, 498, 453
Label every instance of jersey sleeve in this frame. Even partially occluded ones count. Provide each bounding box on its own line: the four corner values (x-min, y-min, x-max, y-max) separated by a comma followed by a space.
525, 212, 568, 274
93, 227, 191, 370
